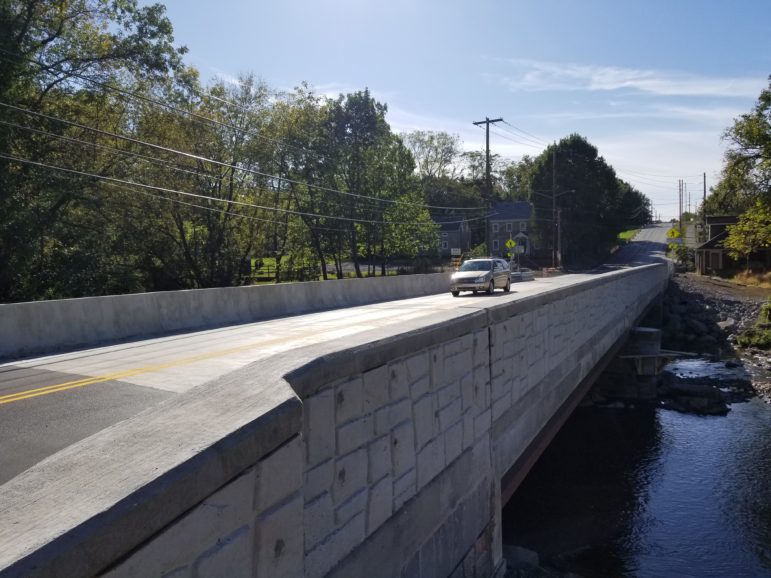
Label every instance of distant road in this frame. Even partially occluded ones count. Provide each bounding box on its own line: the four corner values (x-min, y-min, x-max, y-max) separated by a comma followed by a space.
606, 222, 670, 267
0, 231, 668, 485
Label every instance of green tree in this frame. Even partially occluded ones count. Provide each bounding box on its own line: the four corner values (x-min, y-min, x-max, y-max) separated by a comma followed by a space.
706, 76, 771, 215
326, 89, 390, 278
403, 130, 461, 181
527, 134, 637, 268
500, 156, 537, 202
0, 0, 184, 301
724, 200, 771, 272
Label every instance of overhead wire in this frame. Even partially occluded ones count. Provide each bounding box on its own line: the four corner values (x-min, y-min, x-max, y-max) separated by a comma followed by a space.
0, 152, 489, 227
1, 52, 488, 213
498, 122, 547, 148
488, 127, 543, 150
0, 100, 484, 213
0, 49, 327, 163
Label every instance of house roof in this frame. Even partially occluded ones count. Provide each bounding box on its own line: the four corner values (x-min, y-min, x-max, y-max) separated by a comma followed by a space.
435, 216, 468, 232
489, 201, 532, 221
696, 230, 728, 251
706, 215, 739, 225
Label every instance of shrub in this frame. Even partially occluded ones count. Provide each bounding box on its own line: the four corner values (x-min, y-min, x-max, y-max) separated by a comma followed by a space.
737, 326, 771, 349
737, 300, 771, 349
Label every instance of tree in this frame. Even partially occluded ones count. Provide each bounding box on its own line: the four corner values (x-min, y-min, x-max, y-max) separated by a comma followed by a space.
500, 156, 537, 201
724, 200, 771, 272
0, 0, 184, 301
706, 76, 771, 215
403, 130, 461, 181
326, 89, 390, 278
526, 134, 637, 268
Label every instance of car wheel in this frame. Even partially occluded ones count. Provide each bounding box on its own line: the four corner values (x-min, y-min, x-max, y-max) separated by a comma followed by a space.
487, 280, 494, 295
451, 290, 460, 297
504, 278, 511, 292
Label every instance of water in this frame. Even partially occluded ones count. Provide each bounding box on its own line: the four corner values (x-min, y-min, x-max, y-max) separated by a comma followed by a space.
502, 367, 771, 577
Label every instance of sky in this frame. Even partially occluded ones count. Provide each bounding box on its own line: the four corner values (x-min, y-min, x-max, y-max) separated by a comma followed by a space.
143, 0, 771, 220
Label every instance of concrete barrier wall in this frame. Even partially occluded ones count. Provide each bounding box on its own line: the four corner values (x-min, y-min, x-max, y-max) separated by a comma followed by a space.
0, 273, 450, 360
0, 265, 669, 578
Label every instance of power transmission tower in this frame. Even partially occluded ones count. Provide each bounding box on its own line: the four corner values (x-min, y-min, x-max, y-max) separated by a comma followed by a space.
473, 117, 503, 253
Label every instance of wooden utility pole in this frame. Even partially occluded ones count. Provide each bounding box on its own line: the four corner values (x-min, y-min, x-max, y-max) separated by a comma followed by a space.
552, 149, 557, 269
473, 117, 503, 253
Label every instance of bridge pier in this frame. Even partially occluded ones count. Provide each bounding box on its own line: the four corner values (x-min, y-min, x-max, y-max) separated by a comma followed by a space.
590, 327, 665, 403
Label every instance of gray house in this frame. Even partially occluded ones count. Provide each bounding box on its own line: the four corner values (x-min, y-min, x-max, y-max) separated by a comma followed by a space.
488, 201, 533, 259
436, 217, 472, 258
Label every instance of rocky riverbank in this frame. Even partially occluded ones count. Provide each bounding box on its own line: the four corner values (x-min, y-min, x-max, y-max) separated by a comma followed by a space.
661, 273, 771, 404
502, 273, 771, 578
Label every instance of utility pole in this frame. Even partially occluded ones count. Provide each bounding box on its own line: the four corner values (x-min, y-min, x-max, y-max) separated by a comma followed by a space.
473, 116, 503, 253
703, 172, 707, 235
552, 148, 557, 268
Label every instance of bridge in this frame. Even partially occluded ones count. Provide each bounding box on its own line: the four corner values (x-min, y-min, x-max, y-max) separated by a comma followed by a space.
0, 235, 669, 577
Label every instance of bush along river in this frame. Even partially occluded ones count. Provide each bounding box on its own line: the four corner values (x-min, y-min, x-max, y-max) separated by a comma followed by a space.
502, 273, 771, 578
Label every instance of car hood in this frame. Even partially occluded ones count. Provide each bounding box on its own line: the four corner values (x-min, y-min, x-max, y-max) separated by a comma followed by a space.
452, 271, 490, 280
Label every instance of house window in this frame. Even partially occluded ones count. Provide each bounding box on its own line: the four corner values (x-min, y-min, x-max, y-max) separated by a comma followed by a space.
519, 221, 527, 232
442, 241, 448, 250
492, 240, 499, 251
441, 232, 448, 237
506, 222, 513, 232
492, 223, 499, 233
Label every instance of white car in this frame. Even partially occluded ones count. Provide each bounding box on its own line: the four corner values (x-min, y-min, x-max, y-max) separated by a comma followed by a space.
450, 258, 511, 296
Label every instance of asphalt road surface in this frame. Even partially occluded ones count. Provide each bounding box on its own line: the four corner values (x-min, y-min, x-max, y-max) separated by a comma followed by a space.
0, 230, 669, 485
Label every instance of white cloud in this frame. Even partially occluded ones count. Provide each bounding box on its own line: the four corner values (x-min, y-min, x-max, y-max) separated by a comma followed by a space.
498, 58, 765, 98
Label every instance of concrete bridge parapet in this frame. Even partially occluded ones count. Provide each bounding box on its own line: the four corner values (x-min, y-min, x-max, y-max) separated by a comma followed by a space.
0, 264, 669, 578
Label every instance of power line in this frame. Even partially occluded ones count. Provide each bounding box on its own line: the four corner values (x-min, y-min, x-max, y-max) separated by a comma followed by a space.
488, 127, 542, 150
0, 50, 328, 163
0, 152, 488, 227
0, 100, 483, 212
499, 121, 547, 147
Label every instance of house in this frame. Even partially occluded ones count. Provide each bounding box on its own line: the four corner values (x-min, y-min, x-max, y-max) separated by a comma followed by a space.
695, 214, 771, 274
436, 217, 472, 258
488, 201, 533, 259
694, 215, 737, 275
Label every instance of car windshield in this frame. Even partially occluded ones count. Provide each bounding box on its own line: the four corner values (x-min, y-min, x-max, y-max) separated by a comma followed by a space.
459, 260, 492, 272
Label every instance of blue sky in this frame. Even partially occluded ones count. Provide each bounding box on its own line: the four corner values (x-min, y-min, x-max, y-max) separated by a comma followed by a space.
146, 0, 770, 220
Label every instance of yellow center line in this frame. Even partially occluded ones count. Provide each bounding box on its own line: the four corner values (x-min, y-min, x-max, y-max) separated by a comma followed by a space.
0, 336, 289, 406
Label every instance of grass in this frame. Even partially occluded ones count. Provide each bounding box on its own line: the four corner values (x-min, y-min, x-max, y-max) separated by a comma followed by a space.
730, 270, 771, 289
617, 229, 639, 244
616, 229, 640, 246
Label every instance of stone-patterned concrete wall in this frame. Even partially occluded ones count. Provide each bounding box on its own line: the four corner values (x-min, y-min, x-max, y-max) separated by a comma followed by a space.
292, 265, 668, 577
103, 436, 305, 578
299, 327, 494, 578
3, 265, 666, 578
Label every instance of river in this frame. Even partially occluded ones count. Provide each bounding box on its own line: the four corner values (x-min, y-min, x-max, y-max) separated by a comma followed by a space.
502, 360, 771, 578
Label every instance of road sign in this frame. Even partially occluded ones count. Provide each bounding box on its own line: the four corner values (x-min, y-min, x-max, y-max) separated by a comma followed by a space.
505, 239, 516, 249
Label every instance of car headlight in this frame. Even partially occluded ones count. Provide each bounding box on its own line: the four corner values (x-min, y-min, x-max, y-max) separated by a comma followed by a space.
474, 276, 485, 283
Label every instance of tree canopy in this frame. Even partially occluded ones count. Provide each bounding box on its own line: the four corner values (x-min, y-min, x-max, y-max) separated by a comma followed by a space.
705, 76, 771, 215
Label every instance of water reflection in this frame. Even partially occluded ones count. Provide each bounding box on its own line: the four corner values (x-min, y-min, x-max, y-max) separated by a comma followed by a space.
502, 401, 771, 577
502, 406, 663, 576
